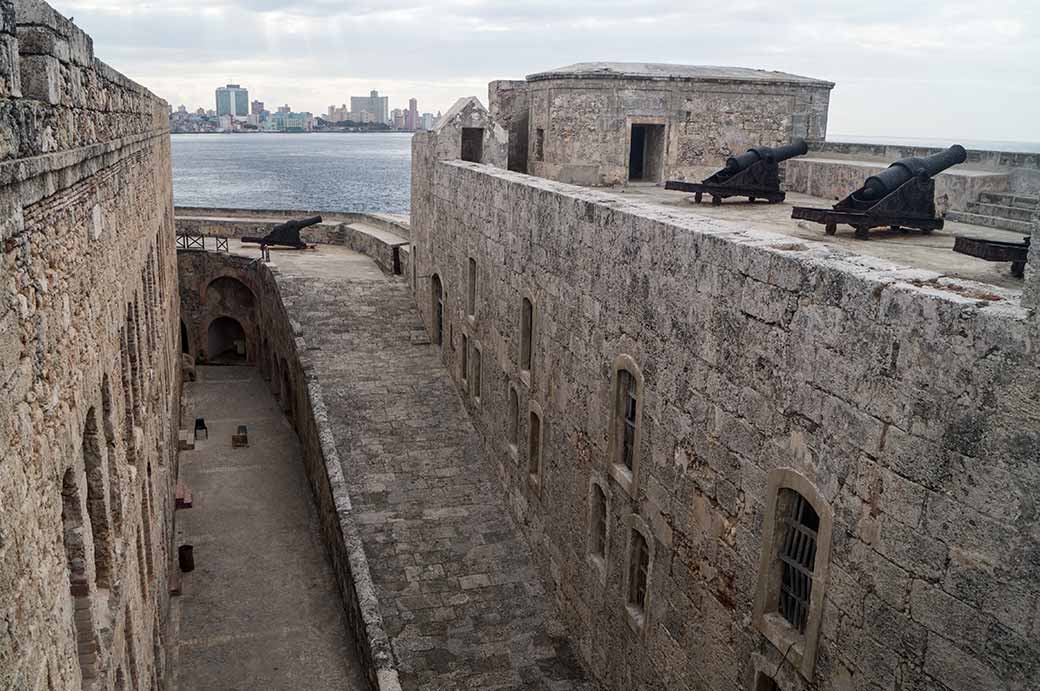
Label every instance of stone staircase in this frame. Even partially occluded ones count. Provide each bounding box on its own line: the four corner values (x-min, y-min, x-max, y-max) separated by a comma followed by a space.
947, 192, 1038, 234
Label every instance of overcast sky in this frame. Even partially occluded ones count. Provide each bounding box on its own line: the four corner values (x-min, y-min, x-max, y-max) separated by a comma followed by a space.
54, 0, 1038, 142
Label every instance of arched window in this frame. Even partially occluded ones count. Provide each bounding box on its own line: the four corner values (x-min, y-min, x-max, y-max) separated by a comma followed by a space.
608, 355, 644, 496
431, 274, 444, 346
624, 516, 654, 634
753, 469, 833, 678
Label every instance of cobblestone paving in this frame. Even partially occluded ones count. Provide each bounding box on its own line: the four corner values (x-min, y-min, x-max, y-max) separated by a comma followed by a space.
268, 246, 591, 691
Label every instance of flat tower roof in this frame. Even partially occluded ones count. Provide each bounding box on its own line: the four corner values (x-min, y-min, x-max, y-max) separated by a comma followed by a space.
526, 62, 834, 87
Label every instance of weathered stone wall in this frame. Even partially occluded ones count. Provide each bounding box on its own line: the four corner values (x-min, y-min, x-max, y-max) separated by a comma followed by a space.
784, 157, 1010, 213
174, 249, 402, 691
0, 2, 179, 689
489, 80, 529, 173
525, 76, 832, 186
817, 141, 1040, 195
410, 156, 1040, 691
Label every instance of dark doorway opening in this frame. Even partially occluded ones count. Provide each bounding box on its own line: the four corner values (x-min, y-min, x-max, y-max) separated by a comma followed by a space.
206, 317, 247, 365
628, 124, 665, 182
461, 128, 484, 163
180, 321, 189, 354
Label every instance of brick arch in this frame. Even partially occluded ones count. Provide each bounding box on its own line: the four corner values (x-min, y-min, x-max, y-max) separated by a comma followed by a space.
199, 270, 258, 306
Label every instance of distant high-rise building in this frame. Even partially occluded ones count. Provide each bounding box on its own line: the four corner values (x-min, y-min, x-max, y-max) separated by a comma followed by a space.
251, 100, 265, 115
216, 84, 249, 117
328, 104, 350, 122
277, 105, 291, 114
350, 90, 389, 125
405, 98, 419, 130
391, 109, 405, 129
421, 112, 435, 131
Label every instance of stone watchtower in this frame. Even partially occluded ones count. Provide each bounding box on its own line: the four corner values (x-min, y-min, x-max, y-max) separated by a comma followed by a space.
490, 62, 833, 186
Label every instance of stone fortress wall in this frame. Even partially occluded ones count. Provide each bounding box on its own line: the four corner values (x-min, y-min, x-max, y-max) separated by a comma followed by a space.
0, 1, 180, 689
410, 113, 1040, 689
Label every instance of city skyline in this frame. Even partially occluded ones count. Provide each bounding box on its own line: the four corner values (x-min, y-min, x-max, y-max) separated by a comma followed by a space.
50, 0, 1038, 143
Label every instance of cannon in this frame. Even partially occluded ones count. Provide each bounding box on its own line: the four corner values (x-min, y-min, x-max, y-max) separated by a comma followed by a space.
242, 215, 322, 249
665, 139, 809, 205
791, 145, 967, 239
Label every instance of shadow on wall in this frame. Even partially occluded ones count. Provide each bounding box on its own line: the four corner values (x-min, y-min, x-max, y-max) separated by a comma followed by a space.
206, 316, 247, 365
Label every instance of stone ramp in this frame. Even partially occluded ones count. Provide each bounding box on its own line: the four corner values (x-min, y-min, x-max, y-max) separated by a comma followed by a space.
266, 245, 590, 690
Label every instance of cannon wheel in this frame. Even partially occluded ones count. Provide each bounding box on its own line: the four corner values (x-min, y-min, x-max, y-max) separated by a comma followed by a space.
694, 192, 702, 204
711, 196, 722, 207
825, 222, 837, 236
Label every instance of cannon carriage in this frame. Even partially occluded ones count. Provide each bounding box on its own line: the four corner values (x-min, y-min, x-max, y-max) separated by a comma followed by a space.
791, 145, 967, 239
665, 139, 809, 205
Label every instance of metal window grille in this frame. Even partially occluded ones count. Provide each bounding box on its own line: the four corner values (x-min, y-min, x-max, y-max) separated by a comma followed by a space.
629, 531, 649, 610
778, 493, 819, 633
592, 487, 607, 557
619, 371, 637, 470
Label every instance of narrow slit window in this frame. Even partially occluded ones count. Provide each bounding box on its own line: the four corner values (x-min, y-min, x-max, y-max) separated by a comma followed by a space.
471, 345, 482, 400
431, 274, 444, 346
778, 492, 819, 634
591, 485, 607, 559
508, 388, 519, 447
467, 258, 477, 318
528, 411, 541, 478
520, 297, 533, 373
461, 334, 468, 383
628, 530, 649, 612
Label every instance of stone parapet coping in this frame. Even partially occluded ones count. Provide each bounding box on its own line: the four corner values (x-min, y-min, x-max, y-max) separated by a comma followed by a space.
0, 127, 169, 188
441, 160, 1033, 318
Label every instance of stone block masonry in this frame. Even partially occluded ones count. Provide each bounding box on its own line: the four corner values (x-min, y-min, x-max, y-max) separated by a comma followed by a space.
410, 154, 1040, 690
0, 1, 180, 689
177, 241, 593, 690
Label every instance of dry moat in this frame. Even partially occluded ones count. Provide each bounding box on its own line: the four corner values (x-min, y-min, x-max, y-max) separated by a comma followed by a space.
2, 5, 1039, 691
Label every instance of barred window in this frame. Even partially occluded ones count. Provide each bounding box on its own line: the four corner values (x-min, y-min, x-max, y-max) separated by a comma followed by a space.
628, 529, 649, 612
778, 491, 819, 634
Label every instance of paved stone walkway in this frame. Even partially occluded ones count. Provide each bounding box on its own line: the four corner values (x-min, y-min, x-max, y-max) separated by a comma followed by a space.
172, 366, 368, 691
264, 243, 590, 690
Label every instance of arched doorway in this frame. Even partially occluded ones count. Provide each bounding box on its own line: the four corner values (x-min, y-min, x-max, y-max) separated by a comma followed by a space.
206, 317, 247, 364
431, 274, 444, 346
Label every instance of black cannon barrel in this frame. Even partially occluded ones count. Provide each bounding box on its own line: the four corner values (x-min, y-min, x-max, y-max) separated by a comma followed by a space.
858, 145, 967, 202
725, 138, 808, 173
276, 215, 323, 231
